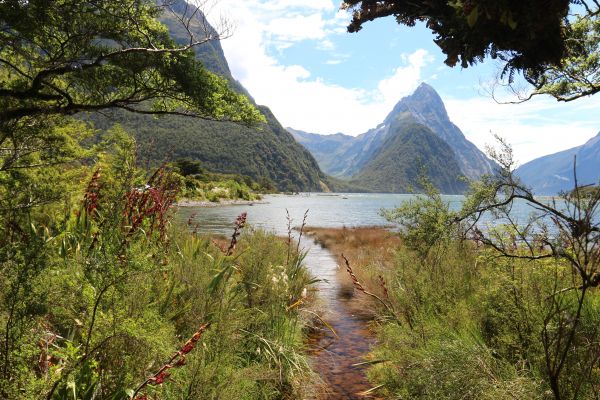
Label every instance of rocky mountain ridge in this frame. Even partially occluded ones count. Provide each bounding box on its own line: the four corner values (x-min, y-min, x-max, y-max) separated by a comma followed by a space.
290, 83, 496, 193
516, 131, 600, 195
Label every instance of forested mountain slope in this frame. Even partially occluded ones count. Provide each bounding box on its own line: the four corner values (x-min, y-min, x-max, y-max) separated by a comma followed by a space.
87, 1, 326, 192
350, 116, 468, 194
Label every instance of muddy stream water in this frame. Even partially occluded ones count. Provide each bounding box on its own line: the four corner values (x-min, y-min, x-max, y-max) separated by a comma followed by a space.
302, 238, 376, 399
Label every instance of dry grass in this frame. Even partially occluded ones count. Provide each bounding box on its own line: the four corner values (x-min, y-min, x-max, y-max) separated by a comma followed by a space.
304, 226, 400, 317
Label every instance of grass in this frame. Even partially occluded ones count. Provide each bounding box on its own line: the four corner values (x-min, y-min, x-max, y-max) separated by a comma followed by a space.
305, 226, 400, 319
0, 148, 318, 399
306, 225, 600, 399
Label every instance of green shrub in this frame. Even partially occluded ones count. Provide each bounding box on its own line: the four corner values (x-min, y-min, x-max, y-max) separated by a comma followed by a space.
0, 128, 314, 400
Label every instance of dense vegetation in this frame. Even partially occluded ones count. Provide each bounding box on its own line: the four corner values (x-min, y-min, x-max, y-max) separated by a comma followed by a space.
173, 158, 268, 202
88, 106, 328, 193
0, 2, 318, 399
0, 127, 317, 399
0, 0, 261, 125
327, 144, 600, 399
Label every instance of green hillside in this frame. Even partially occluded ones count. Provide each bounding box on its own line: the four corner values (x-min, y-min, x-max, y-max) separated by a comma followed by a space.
88, 105, 326, 192
85, 2, 326, 192
350, 120, 468, 194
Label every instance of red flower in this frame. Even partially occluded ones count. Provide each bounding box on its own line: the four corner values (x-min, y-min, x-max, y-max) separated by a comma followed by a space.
150, 371, 170, 385
180, 341, 195, 354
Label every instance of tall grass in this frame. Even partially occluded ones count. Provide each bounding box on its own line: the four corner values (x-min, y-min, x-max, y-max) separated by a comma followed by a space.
0, 129, 316, 400
310, 226, 600, 399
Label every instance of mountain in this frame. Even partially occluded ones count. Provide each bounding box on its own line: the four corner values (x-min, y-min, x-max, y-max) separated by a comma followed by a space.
290, 83, 495, 193
86, 2, 327, 192
286, 129, 356, 175
290, 122, 395, 178
387, 83, 496, 180
350, 116, 468, 193
516, 131, 600, 195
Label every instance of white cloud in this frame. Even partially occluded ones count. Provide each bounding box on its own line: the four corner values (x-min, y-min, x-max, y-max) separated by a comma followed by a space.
266, 13, 327, 41
259, 0, 335, 11
444, 95, 600, 165
207, 1, 430, 134
317, 38, 335, 50
376, 50, 433, 103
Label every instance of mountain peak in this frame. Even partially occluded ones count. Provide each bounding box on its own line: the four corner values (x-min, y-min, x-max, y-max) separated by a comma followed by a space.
413, 82, 438, 96
381, 83, 497, 180
385, 82, 449, 125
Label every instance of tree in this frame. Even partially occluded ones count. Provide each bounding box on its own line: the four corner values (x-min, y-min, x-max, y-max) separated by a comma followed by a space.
456, 138, 600, 399
341, 0, 599, 101
0, 0, 263, 196
0, 0, 261, 126
0, 3, 263, 395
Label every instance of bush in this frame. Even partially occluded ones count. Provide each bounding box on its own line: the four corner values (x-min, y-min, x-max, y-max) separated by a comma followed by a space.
0, 128, 314, 400
367, 156, 600, 399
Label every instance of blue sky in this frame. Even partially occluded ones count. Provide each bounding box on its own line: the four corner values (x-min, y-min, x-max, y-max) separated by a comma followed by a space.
208, 0, 600, 165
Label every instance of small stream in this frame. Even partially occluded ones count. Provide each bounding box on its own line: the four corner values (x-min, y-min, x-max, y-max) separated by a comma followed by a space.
302, 240, 376, 398
177, 193, 546, 398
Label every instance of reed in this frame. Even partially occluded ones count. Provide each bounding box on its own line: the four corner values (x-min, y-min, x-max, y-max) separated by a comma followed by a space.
132, 324, 210, 399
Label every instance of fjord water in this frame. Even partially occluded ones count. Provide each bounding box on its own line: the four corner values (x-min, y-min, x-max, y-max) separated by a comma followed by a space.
177, 193, 538, 398
176, 192, 540, 236
177, 193, 463, 235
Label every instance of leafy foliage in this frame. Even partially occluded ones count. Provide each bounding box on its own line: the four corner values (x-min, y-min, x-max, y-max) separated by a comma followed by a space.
341, 0, 600, 101
0, 0, 261, 125
173, 159, 269, 202
362, 139, 600, 399
342, 0, 569, 70
0, 127, 316, 399
528, 13, 600, 101
382, 180, 458, 257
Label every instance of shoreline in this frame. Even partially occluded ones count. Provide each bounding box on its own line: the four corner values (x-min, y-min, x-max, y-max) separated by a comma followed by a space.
176, 198, 268, 208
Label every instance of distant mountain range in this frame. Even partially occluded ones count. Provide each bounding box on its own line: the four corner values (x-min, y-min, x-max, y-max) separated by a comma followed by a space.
86, 1, 328, 192
516, 131, 600, 195
289, 83, 497, 194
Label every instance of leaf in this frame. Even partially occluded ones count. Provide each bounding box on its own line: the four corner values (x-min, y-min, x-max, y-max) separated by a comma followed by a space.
466, 6, 479, 27
507, 13, 518, 30
301, 310, 338, 338
208, 263, 236, 293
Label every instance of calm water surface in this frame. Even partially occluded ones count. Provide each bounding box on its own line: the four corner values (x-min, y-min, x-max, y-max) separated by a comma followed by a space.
177, 193, 465, 234
176, 192, 542, 235
177, 193, 542, 399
